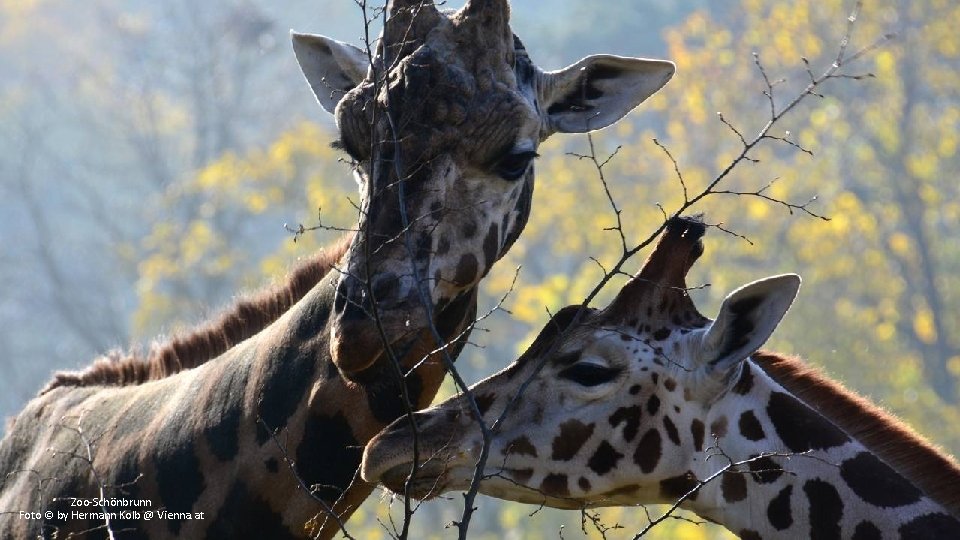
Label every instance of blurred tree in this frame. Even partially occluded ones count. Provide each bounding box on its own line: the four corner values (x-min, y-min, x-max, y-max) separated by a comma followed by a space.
0, 0, 334, 413
132, 121, 353, 337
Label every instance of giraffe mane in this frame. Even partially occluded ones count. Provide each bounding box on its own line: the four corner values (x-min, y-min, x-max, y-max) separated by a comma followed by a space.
39, 233, 354, 394
754, 350, 960, 518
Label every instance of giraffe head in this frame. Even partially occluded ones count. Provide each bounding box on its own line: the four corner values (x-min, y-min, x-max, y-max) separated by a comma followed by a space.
292, 0, 675, 374
362, 218, 800, 507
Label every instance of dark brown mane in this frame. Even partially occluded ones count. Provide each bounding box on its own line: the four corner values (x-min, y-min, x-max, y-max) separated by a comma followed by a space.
40, 234, 353, 394
754, 351, 960, 518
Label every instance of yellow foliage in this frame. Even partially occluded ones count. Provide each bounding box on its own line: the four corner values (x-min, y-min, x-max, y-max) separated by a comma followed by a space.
888, 232, 912, 258
913, 307, 938, 345
181, 221, 215, 266
938, 133, 957, 158
510, 274, 571, 327
132, 120, 353, 338
746, 197, 769, 219
906, 152, 938, 181
874, 50, 897, 79
875, 322, 896, 342
949, 357, 960, 377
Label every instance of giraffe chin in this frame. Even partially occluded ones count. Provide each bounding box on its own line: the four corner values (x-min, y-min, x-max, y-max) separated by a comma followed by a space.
376, 461, 586, 510
329, 308, 427, 375
377, 462, 467, 500
379, 467, 587, 511
329, 323, 385, 374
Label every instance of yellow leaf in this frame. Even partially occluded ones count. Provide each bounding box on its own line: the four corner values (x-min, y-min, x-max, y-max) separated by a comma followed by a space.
875, 322, 895, 342
913, 307, 938, 344
888, 232, 912, 258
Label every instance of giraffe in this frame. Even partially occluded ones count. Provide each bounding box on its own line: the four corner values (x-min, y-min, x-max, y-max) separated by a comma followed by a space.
363, 217, 960, 539
0, 1, 675, 538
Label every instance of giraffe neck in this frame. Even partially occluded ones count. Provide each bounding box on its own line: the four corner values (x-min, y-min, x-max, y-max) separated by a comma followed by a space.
197, 270, 478, 538
683, 357, 960, 539
9, 269, 480, 539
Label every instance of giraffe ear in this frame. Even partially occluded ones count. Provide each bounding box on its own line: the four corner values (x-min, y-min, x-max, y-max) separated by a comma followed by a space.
539, 55, 675, 136
292, 32, 369, 114
698, 274, 801, 373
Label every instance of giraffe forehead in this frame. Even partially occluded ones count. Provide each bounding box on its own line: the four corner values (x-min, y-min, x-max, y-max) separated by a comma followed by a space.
341, 41, 536, 164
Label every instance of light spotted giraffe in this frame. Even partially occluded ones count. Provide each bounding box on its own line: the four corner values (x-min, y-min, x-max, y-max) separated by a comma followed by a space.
363, 217, 960, 539
0, 0, 674, 538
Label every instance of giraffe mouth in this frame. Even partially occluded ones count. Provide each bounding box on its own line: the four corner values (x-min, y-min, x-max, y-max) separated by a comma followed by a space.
331, 311, 417, 372
377, 461, 471, 500
377, 461, 588, 509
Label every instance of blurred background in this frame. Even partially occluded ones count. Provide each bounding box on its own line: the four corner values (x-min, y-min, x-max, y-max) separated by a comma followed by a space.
2, 0, 958, 538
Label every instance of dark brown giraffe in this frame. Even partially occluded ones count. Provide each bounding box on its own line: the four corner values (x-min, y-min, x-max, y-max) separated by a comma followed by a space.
364, 217, 960, 539
0, 1, 674, 538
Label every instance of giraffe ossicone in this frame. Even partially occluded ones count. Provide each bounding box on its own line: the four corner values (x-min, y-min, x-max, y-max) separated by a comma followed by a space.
362, 217, 960, 539
0, 1, 675, 538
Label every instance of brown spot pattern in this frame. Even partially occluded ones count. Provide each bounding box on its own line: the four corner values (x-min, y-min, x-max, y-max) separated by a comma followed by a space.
540, 473, 570, 497
475, 392, 496, 416
691, 419, 705, 451
587, 441, 624, 476
738, 410, 766, 441
609, 406, 642, 442
747, 455, 784, 484
804, 479, 843, 540
503, 436, 538, 458
710, 416, 728, 438
767, 391, 850, 453
659, 471, 700, 501
551, 419, 595, 461
662, 416, 681, 446
508, 468, 533, 484
633, 428, 662, 473
721, 471, 747, 503
767, 485, 793, 531
452, 253, 479, 287
646, 395, 661, 415
839, 451, 921, 508
852, 521, 882, 540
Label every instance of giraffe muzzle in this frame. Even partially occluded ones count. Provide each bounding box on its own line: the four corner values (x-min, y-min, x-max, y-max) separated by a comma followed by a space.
330, 274, 431, 374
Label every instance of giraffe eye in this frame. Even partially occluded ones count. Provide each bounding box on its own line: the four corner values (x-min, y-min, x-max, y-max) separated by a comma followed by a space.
496, 150, 538, 181
559, 361, 621, 387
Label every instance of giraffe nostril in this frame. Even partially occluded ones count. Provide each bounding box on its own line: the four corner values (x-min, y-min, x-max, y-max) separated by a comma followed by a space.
335, 277, 370, 321
336, 273, 405, 320
371, 272, 401, 305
